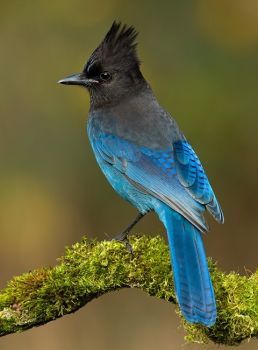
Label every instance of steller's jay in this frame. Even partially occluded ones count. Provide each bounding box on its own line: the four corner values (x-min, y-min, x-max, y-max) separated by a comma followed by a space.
59, 21, 224, 326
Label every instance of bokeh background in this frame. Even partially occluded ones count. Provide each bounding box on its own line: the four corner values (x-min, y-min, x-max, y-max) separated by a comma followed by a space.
0, 1, 257, 349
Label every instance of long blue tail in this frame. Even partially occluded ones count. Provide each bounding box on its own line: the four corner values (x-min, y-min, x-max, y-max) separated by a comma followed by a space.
157, 204, 216, 326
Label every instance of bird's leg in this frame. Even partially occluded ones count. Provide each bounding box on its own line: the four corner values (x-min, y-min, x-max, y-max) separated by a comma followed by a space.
114, 212, 146, 243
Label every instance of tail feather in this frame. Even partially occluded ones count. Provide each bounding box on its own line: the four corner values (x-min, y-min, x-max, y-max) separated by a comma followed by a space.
157, 204, 216, 326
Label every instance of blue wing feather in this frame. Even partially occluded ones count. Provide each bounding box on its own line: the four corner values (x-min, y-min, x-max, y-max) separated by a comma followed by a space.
174, 141, 224, 223
90, 132, 210, 231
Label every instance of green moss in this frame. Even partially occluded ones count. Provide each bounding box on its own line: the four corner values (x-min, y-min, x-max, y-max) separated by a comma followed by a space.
0, 235, 257, 345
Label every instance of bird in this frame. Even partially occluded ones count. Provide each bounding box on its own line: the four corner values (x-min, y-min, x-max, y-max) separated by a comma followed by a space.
58, 21, 224, 327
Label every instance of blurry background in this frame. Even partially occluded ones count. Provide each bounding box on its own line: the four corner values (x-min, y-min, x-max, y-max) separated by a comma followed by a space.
0, 0, 257, 349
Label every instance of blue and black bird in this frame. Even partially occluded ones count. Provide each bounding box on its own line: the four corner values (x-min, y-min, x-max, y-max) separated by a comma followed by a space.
59, 22, 224, 326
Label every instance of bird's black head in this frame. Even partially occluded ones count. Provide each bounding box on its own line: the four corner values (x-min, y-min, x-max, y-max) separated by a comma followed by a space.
59, 21, 146, 107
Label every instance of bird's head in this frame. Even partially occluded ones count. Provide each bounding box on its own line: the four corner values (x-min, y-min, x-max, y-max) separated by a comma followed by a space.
59, 21, 146, 107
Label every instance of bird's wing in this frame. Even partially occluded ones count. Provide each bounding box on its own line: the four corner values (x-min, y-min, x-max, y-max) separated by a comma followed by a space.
173, 140, 224, 223
93, 132, 223, 232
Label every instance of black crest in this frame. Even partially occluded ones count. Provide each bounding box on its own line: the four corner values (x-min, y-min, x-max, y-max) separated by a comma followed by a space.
85, 21, 140, 73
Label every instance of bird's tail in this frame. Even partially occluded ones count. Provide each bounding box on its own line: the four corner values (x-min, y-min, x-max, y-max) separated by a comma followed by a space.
156, 204, 216, 326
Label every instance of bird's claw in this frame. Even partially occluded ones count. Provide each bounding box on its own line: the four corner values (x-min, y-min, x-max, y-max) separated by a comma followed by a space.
113, 234, 134, 254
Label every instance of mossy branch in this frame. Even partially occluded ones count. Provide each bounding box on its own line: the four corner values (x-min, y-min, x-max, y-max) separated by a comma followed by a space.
0, 235, 257, 345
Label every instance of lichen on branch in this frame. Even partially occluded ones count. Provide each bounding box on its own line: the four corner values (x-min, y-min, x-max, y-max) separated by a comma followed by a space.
0, 235, 257, 345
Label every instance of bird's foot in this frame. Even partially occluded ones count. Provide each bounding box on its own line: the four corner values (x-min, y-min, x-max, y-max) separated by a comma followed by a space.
113, 232, 133, 254
111, 212, 148, 254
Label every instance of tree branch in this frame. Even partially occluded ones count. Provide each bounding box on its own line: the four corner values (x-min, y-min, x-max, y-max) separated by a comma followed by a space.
0, 235, 257, 345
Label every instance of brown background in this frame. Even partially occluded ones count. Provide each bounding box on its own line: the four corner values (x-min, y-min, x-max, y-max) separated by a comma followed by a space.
0, 1, 257, 349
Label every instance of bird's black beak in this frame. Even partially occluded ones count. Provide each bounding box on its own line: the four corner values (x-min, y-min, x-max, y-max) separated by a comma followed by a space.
58, 73, 99, 87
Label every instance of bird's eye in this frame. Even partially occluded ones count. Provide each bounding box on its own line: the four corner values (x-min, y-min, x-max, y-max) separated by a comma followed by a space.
100, 72, 111, 81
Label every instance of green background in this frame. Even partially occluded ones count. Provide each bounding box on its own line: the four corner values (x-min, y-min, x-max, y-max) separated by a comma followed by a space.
0, 1, 257, 349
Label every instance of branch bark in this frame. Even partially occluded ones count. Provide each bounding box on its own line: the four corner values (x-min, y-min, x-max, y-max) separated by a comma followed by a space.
0, 235, 257, 345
